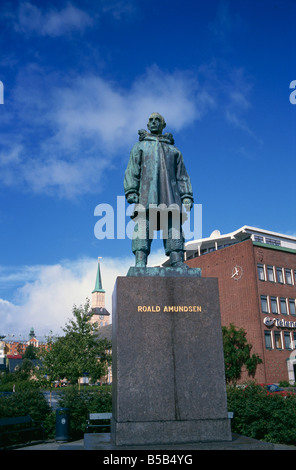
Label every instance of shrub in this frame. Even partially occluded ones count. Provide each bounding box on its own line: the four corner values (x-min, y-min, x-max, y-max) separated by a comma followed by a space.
279, 380, 291, 387
227, 383, 296, 445
56, 386, 112, 440
0, 389, 50, 422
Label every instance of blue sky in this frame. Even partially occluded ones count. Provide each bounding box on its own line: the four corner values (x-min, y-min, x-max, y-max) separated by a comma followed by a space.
0, 0, 295, 335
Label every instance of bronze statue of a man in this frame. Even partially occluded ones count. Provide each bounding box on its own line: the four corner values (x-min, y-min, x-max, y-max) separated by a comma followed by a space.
124, 112, 194, 268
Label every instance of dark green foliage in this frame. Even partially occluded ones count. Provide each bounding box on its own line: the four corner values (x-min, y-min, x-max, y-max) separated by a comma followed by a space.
23, 344, 37, 360
222, 323, 262, 385
0, 390, 49, 447
40, 300, 112, 385
0, 386, 112, 441
0, 389, 50, 421
56, 386, 112, 439
227, 383, 296, 445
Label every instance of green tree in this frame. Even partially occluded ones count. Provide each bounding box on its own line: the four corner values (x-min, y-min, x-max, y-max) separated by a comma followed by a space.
39, 300, 112, 386
23, 344, 37, 359
222, 323, 262, 385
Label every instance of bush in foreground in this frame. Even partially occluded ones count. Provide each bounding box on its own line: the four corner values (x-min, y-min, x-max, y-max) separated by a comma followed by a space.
227, 383, 296, 445
56, 386, 112, 439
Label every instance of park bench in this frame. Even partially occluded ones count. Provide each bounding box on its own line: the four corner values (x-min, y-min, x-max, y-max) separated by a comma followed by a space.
84, 412, 112, 450
86, 412, 112, 433
0, 415, 45, 449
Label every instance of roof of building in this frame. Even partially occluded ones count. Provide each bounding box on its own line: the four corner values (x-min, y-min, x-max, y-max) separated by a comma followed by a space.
95, 324, 112, 342
184, 225, 296, 257
4, 333, 48, 344
91, 307, 110, 316
7, 357, 43, 373
157, 226, 296, 267
92, 259, 105, 293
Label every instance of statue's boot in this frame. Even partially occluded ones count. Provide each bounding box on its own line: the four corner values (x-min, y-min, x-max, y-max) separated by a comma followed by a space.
170, 251, 184, 267
135, 251, 147, 267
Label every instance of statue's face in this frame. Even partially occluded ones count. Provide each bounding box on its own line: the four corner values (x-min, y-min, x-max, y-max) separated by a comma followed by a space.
147, 114, 165, 135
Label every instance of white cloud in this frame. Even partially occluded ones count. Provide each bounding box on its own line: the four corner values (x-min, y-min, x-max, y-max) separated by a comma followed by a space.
52, 66, 212, 152
1, 60, 255, 200
22, 155, 111, 199
0, 250, 166, 337
1, 65, 212, 199
100, 0, 137, 20
15, 2, 93, 36
0, 257, 129, 336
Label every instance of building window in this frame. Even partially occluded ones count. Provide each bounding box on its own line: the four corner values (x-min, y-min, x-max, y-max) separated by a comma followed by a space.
285, 269, 293, 285
264, 331, 272, 349
274, 331, 283, 349
265, 237, 281, 246
276, 267, 284, 284
257, 264, 265, 281
254, 235, 264, 242
289, 299, 296, 316
267, 266, 275, 282
293, 332, 296, 349
280, 298, 288, 315
294, 270, 296, 284
261, 295, 268, 313
270, 297, 278, 314
284, 332, 292, 350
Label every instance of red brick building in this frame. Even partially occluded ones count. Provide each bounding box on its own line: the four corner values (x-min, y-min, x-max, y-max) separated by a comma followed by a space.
3, 327, 48, 356
185, 226, 296, 384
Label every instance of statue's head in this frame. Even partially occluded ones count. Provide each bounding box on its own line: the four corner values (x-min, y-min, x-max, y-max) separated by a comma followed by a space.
147, 112, 166, 135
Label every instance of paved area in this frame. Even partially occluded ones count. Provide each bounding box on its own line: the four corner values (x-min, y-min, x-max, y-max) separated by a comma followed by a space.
13, 433, 296, 451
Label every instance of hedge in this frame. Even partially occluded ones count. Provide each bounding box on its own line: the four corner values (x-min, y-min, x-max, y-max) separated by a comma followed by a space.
227, 383, 296, 445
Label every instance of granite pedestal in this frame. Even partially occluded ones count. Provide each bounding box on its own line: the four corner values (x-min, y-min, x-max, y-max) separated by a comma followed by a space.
111, 273, 232, 446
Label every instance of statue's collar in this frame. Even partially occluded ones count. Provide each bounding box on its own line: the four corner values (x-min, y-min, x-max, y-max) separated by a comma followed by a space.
138, 129, 174, 145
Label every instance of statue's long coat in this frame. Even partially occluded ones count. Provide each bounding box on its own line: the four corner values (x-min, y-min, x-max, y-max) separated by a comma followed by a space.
124, 132, 193, 209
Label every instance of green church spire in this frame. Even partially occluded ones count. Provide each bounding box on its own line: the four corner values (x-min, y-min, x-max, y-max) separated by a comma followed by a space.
92, 258, 105, 293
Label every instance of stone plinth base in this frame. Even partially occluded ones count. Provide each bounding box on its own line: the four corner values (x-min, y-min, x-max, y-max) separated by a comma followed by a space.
111, 418, 231, 447
111, 275, 231, 447
127, 265, 201, 277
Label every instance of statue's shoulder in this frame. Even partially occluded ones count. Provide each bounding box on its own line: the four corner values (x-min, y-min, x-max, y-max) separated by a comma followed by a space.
138, 129, 147, 141
162, 132, 175, 145
130, 138, 144, 154
137, 130, 175, 146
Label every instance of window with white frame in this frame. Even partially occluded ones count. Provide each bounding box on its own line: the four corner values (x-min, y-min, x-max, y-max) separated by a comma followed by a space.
261, 295, 268, 313
265, 238, 281, 246
267, 266, 275, 282
280, 298, 288, 315
276, 267, 284, 283
254, 235, 264, 242
289, 298, 296, 315
270, 296, 278, 314
285, 268, 293, 285
274, 331, 283, 349
293, 332, 296, 349
257, 264, 265, 281
284, 332, 292, 350
264, 331, 272, 349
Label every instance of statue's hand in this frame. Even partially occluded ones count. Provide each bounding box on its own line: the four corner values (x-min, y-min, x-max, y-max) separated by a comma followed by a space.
127, 193, 139, 204
182, 198, 193, 210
